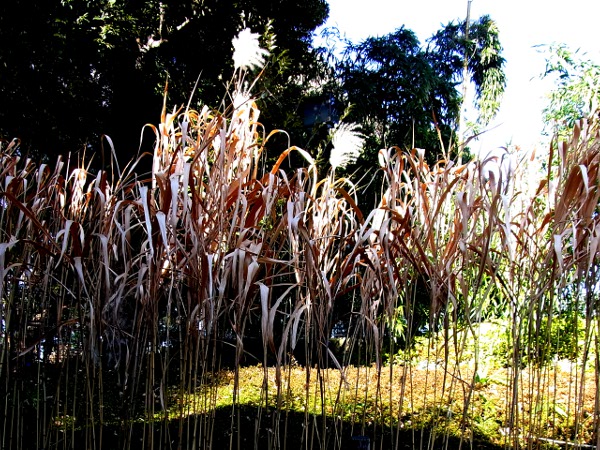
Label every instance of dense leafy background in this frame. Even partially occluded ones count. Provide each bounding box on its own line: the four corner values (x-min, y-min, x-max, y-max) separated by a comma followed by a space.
0, 0, 329, 166
0, 1, 507, 201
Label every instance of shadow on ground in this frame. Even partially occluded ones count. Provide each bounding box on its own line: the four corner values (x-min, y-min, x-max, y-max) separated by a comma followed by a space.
19, 405, 505, 450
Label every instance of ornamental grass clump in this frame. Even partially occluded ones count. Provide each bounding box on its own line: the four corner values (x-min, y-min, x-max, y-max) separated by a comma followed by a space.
0, 26, 599, 450
0, 28, 367, 450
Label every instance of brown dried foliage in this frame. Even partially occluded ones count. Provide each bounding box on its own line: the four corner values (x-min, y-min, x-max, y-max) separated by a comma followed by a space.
0, 80, 599, 449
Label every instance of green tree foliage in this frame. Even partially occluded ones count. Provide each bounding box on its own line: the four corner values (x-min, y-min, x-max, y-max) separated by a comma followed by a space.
0, 0, 329, 165
334, 15, 505, 165
540, 43, 600, 140
338, 27, 446, 161
325, 16, 505, 209
427, 15, 506, 128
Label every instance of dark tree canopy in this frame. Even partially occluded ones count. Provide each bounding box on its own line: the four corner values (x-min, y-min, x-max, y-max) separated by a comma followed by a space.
1, 1, 505, 191
338, 27, 458, 162
426, 15, 506, 128
335, 16, 505, 166
0, 0, 329, 166
313, 15, 505, 210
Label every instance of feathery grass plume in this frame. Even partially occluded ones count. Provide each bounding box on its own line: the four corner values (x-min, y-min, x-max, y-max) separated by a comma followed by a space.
329, 122, 365, 171
232, 28, 270, 71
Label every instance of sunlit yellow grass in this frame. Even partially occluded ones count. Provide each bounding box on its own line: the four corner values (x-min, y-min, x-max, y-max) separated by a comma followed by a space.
168, 356, 596, 447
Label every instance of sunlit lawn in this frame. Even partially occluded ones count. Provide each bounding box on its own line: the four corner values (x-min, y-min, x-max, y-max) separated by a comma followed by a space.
166, 333, 597, 447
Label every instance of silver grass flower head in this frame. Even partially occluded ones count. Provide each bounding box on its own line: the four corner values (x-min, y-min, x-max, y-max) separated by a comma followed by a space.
329, 122, 364, 171
232, 28, 270, 71
232, 86, 252, 111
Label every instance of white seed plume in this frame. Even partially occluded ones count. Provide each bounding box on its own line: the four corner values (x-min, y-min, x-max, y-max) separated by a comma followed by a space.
329, 122, 364, 171
232, 88, 252, 111
232, 28, 270, 71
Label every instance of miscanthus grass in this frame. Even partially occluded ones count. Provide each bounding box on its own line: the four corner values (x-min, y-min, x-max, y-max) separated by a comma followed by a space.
0, 28, 599, 450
